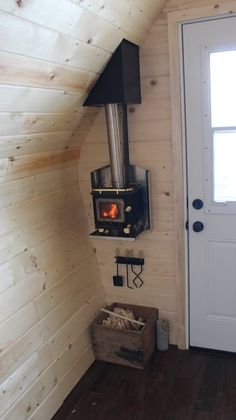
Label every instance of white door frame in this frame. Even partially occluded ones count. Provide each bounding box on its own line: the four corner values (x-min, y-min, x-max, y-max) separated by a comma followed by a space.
168, 2, 236, 350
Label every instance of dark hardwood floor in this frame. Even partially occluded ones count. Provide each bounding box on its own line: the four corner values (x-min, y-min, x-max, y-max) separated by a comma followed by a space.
53, 348, 236, 420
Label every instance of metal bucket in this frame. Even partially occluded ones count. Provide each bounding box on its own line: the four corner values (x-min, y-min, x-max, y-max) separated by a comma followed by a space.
156, 319, 169, 351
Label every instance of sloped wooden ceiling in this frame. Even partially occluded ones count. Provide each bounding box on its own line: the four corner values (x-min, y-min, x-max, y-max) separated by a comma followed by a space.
0, 0, 166, 166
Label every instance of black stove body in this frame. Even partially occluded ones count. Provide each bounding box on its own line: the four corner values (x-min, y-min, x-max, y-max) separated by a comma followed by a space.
90, 165, 150, 240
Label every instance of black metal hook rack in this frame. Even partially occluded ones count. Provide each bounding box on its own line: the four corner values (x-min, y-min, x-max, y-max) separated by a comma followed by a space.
115, 256, 144, 266
113, 255, 144, 289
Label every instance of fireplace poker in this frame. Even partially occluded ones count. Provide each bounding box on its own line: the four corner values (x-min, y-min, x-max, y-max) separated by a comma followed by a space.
126, 250, 133, 289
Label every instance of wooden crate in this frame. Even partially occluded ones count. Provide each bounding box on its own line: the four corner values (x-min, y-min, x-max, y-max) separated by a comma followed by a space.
91, 303, 158, 369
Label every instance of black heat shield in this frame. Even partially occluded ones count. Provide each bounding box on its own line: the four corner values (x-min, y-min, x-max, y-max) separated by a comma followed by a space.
83, 39, 141, 106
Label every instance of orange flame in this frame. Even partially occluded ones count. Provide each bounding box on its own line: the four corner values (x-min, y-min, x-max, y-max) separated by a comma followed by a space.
102, 203, 119, 219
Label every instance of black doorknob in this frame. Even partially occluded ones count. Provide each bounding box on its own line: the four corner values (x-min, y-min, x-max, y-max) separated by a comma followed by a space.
192, 199, 204, 210
193, 221, 204, 232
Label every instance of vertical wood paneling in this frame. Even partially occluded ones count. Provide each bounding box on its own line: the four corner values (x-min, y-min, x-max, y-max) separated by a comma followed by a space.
79, 13, 177, 343
78, 0, 231, 353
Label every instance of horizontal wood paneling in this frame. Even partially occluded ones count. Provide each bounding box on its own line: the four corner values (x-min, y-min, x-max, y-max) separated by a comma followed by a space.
0, 113, 77, 137
0, 11, 111, 73
85, 118, 172, 143
0, 346, 53, 418
1, 289, 104, 420
0, 0, 165, 165
0, 151, 106, 420
0, 1, 182, 419
7, 149, 80, 180
0, 178, 35, 209
0, 51, 96, 93
0, 86, 84, 114
0, 132, 73, 158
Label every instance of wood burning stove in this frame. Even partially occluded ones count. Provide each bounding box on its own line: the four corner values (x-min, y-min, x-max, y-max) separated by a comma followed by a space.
83, 40, 150, 240
91, 185, 144, 238
90, 161, 150, 239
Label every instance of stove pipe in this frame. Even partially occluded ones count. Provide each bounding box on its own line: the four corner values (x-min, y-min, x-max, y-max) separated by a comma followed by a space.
105, 103, 126, 189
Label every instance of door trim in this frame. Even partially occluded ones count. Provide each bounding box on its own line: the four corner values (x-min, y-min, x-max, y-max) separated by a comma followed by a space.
167, 2, 236, 349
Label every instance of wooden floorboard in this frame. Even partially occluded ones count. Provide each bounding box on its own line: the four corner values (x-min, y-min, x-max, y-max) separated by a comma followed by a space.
53, 348, 236, 420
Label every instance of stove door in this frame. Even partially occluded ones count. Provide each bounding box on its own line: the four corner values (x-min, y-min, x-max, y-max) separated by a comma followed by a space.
95, 198, 125, 224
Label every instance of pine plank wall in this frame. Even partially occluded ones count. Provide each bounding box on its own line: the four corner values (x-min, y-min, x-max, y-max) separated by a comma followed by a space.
0, 1, 165, 419
0, 0, 231, 419
79, 3, 177, 345
79, 0, 231, 350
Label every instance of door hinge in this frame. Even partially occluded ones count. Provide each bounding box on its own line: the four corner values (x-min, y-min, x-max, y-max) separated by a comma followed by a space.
185, 220, 189, 231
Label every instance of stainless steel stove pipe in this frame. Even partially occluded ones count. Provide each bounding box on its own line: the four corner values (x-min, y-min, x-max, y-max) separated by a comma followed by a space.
105, 103, 126, 189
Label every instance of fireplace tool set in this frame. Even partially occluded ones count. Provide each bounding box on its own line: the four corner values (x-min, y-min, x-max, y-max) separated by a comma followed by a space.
113, 251, 144, 289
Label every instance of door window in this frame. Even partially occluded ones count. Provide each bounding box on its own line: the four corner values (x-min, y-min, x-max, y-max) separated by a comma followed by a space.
206, 49, 236, 206
210, 50, 236, 127
213, 131, 236, 202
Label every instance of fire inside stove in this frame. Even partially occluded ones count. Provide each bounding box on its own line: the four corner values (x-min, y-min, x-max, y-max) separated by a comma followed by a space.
96, 198, 125, 223
100, 202, 119, 219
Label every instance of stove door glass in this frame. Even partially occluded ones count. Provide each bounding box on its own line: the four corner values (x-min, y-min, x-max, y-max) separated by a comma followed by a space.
96, 198, 125, 223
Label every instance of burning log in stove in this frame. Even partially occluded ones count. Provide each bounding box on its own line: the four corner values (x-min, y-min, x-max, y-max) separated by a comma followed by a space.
101, 202, 119, 219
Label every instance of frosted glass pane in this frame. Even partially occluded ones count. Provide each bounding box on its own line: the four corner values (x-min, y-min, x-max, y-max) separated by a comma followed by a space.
214, 131, 236, 202
210, 51, 236, 127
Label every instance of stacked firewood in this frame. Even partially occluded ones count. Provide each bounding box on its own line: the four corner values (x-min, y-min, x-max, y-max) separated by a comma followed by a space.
102, 307, 144, 330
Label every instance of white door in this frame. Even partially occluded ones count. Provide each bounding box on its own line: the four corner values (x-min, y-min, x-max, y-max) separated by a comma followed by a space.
183, 16, 236, 351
